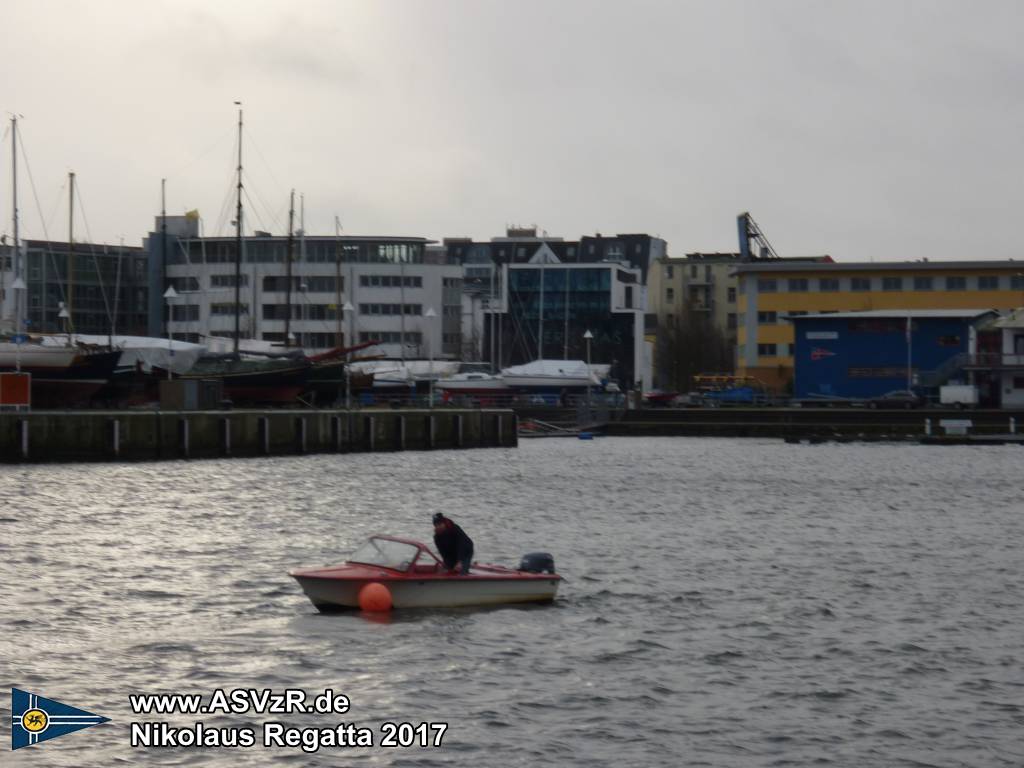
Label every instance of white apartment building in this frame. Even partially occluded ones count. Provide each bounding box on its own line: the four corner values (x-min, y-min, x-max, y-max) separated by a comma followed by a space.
153, 217, 461, 358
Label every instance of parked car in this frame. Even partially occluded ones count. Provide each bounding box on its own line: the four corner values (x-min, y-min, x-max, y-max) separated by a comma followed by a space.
867, 389, 924, 409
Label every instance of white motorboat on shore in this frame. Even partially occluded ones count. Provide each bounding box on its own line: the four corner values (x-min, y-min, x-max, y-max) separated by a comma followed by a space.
500, 359, 601, 390
436, 371, 510, 394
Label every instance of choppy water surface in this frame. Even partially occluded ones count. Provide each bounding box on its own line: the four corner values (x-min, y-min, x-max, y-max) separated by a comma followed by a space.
2, 438, 1023, 767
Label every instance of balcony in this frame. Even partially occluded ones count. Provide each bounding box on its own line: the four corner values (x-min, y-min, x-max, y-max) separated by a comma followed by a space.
686, 275, 715, 287
918, 352, 1024, 387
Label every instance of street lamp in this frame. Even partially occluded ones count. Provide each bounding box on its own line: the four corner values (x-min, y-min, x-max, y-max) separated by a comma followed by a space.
163, 285, 178, 380
58, 302, 70, 340
583, 329, 594, 411
343, 301, 354, 410
11, 276, 26, 372
425, 307, 437, 408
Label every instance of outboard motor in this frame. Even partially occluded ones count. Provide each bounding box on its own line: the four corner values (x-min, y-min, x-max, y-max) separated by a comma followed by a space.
518, 552, 556, 574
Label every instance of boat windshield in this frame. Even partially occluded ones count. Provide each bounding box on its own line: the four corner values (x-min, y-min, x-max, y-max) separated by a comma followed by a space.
347, 538, 420, 571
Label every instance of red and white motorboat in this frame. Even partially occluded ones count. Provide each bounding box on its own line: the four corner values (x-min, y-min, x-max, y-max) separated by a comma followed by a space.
290, 535, 561, 611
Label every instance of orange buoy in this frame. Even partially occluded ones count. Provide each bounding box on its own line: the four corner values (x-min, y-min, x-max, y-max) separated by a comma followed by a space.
358, 582, 393, 612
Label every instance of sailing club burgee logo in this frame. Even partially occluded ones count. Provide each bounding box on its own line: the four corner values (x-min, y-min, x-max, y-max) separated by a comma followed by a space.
11, 688, 110, 750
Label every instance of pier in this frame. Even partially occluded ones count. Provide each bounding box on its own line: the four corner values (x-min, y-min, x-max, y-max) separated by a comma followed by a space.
515, 405, 1024, 442
0, 409, 516, 463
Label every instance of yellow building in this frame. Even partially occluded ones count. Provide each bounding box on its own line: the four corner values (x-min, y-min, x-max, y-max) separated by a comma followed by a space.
734, 261, 1024, 391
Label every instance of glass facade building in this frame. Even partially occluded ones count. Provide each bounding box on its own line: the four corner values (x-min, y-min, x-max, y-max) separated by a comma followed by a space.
489, 263, 643, 388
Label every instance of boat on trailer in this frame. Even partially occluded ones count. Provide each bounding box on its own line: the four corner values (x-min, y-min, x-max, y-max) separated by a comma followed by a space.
291, 535, 561, 610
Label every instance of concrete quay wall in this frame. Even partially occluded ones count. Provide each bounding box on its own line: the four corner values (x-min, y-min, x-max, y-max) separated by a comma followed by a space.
0, 409, 517, 463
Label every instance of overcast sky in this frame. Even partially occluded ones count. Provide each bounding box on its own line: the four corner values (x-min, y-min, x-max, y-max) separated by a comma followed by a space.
1, 0, 1022, 261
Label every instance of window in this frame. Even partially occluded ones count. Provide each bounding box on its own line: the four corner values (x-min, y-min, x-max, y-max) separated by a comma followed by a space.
757, 311, 777, 324
978, 275, 999, 290
1013, 376, 1024, 390
358, 331, 422, 344
727, 287, 736, 302
913, 276, 933, 291
757, 279, 777, 293
304, 275, 339, 292
690, 265, 698, 279
171, 304, 199, 321
757, 343, 777, 357
359, 275, 421, 288
787, 278, 809, 292
358, 303, 422, 316
665, 287, 675, 304
882, 277, 903, 291
211, 302, 248, 315
262, 304, 296, 320
1011, 275, 1024, 290
786, 343, 796, 356
211, 273, 248, 288
945, 276, 967, 291
727, 313, 737, 329
301, 332, 341, 348
664, 265, 674, 279
169, 277, 200, 292
851, 277, 871, 292
819, 277, 840, 292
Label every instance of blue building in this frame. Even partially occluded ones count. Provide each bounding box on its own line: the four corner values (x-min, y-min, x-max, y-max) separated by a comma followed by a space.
790, 309, 997, 399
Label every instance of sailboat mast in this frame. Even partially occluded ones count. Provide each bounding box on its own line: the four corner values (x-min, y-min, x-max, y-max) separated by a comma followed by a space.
334, 216, 342, 347
563, 265, 569, 359
234, 104, 243, 356
538, 260, 544, 360
161, 178, 168, 338
67, 171, 75, 332
9, 116, 18, 328
286, 189, 294, 346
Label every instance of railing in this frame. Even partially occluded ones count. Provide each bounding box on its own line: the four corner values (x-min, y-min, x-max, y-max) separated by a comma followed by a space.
961, 353, 1024, 369
918, 352, 1024, 387
916, 352, 969, 387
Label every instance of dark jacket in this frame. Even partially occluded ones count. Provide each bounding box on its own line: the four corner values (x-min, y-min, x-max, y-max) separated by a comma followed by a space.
434, 519, 474, 570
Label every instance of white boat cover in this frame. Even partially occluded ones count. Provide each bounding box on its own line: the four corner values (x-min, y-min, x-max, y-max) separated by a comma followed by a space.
39, 334, 205, 375
501, 359, 606, 382
348, 359, 461, 381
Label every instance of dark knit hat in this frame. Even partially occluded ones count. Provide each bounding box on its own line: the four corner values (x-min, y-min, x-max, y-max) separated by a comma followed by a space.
432, 513, 445, 525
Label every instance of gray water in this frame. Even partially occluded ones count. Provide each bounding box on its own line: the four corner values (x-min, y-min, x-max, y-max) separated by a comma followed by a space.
2, 438, 1023, 767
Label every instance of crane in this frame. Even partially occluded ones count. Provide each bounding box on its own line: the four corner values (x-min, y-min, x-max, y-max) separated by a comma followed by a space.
737, 212, 780, 260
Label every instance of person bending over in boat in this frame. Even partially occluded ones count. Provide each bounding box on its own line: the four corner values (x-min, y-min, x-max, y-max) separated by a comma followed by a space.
433, 513, 474, 575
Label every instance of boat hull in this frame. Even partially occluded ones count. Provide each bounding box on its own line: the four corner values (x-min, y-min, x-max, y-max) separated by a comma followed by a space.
501, 374, 593, 390
1, 347, 121, 407
171, 359, 313, 405
292, 570, 560, 610
437, 380, 510, 394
